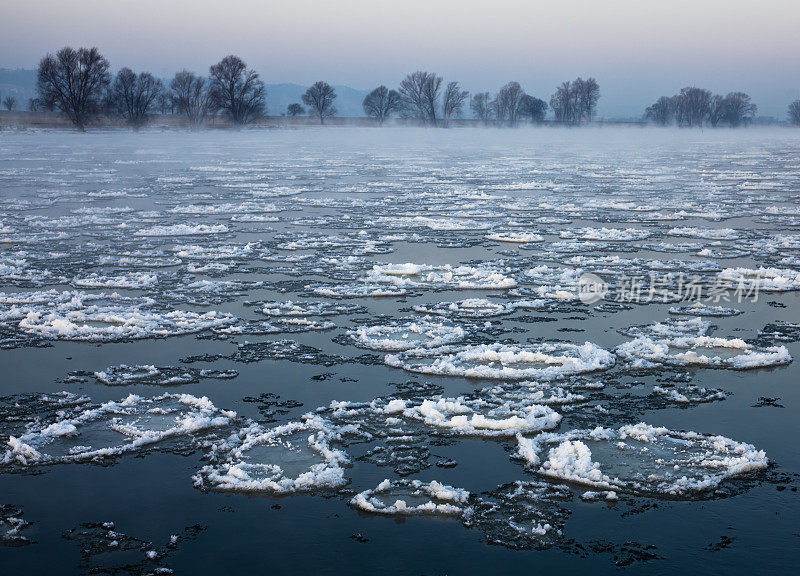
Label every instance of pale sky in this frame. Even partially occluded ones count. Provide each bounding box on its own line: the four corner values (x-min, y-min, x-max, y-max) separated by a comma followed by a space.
1, 0, 798, 117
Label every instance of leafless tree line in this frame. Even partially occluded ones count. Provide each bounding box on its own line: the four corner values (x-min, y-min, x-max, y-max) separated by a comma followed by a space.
468, 83, 548, 126
645, 88, 758, 127
549, 78, 600, 125
34, 46, 268, 130
392, 71, 469, 127
109, 68, 163, 127
31, 45, 797, 131
360, 76, 547, 127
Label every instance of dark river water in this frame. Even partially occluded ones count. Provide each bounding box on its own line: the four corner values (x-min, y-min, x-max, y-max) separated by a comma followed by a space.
1, 127, 799, 574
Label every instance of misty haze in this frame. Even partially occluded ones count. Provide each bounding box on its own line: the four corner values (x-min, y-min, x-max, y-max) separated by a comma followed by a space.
1, 2, 800, 576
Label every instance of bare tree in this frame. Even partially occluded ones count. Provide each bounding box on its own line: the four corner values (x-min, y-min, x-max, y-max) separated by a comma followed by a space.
719, 92, 757, 127
110, 68, 163, 127
362, 85, 401, 124
399, 71, 442, 126
675, 87, 712, 127
550, 81, 573, 124
442, 81, 469, 127
493, 82, 526, 126
287, 103, 305, 117
302, 81, 337, 124
208, 55, 266, 125
707, 94, 726, 127
421, 74, 443, 127
470, 92, 493, 124
170, 70, 210, 127
572, 78, 599, 122
519, 94, 547, 124
28, 96, 54, 112
36, 46, 110, 130
647, 89, 756, 128
789, 100, 800, 126
2, 95, 16, 111
550, 78, 600, 125
156, 92, 173, 115
645, 96, 676, 125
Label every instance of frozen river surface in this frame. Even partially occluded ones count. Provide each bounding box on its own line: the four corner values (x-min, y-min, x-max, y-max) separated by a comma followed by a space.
1, 127, 800, 574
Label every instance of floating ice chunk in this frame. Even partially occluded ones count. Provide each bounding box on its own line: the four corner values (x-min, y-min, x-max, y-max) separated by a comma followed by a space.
73, 272, 158, 289
376, 215, 490, 231
668, 302, 742, 317
580, 490, 618, 501
400, 396, 561, 437
1, 290, 237, 342
135, 224, 229, 236
350, 479, 470, 516
367, 263, 518, 290
187, 262, 231, 274
18, 308, 234, 342
193, 415, 351, 494
487, 231, 544, 243
560, 227, 651, 242
170, 202, 279, 215
413, 298, 548, 318
257, 300, 365, 317
652, 385, 726, 404
463, 480, 571, 550
312, 284, 407, 298
484, 381, 588, 407
757, 321, 800, 344
668, 227, 741, 240
619, 317, 712, 340
0, 505, 32, 545
92, 365, 237, 386
523, 265, 586, 300
174, 243, 257, 260
517, 423, 768, 496
209, 315, 336, 337
98, 252, 181, 268
3, 394, 235, 465
386, 342, 615, 380
349, 319, 465, 351
413, 298, 508, 318
617, 334, 791, 370
727, 347, 792, 369
717, 267, 800, 292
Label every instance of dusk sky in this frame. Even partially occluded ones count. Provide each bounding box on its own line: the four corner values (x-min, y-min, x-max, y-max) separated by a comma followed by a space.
2, 0, 798, 117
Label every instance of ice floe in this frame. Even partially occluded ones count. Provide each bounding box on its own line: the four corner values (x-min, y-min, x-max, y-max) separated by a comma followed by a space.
412, 298, 547, 318
517, 423, 768, 496
616, 318, 792, 370
487, 231, 545, 243
717, 267, 800, 292
135, 223, 229, 236
348, 319, 466, 351
351, 479, 470, 516
386, 342, 615, 380
4, 394, 235, 465
193, 415, 352, 494
366, 263, 518, 290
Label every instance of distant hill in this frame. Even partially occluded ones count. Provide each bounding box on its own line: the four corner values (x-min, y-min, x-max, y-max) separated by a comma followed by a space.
265, 83, 369, 117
